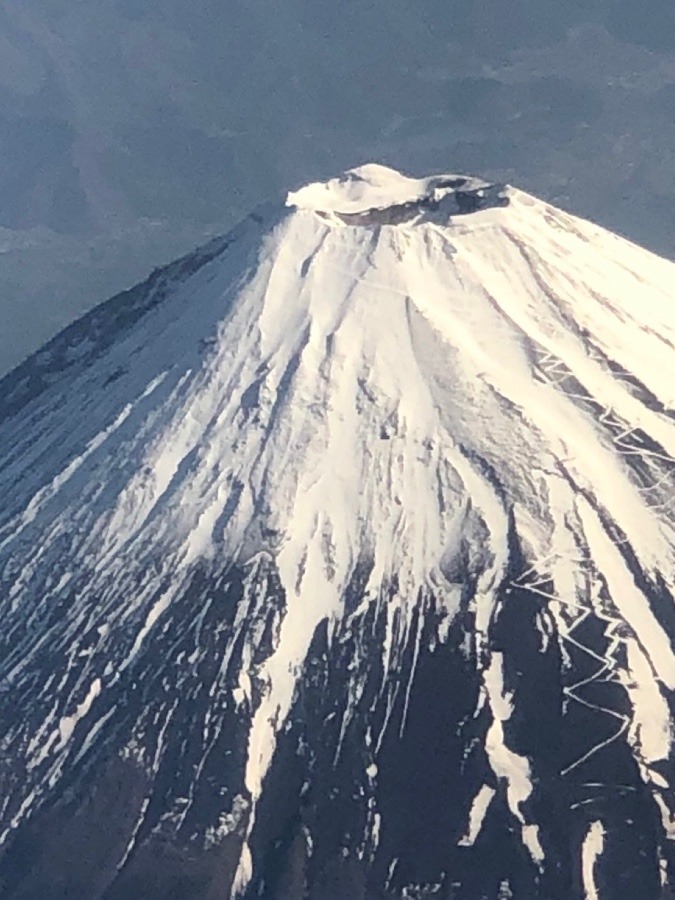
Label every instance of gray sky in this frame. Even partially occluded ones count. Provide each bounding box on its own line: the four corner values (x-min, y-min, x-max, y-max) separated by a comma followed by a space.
1, 0, 674, 373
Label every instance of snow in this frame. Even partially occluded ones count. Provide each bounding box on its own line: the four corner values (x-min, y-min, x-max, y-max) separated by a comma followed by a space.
0, 165, 674, 892
55, 678, 102, 750
287, 163, 453, 214
576, 496, 675, 689
286, 163, 496, 218
459, 784, 496, 847
581, 821, 605, 900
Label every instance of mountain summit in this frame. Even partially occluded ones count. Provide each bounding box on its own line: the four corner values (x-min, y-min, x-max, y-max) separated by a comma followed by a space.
1, 165, 674, 899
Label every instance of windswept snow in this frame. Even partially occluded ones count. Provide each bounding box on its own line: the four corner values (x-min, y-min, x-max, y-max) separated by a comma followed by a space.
0, 166, 674, 897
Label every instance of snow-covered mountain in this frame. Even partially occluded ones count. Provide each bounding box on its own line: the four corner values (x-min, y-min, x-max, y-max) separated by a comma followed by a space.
1, 164, 674, 899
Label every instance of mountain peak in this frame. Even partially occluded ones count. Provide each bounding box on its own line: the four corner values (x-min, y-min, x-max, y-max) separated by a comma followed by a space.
286, 162, 510, 223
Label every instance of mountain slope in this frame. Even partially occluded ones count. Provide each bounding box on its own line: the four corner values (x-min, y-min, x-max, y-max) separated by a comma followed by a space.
0, 165, 674, 899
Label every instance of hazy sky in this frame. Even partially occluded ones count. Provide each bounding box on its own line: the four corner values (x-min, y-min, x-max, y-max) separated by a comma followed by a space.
1, 0, 674, 372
